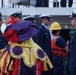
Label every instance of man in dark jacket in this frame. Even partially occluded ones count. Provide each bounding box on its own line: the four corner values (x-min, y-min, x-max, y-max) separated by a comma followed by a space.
35, 14, 52, 75
69, 10, 76, 75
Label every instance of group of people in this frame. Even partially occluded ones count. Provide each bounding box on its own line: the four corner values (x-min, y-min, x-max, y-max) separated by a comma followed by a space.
0, 9, 76, 75
0, 11, 53, 75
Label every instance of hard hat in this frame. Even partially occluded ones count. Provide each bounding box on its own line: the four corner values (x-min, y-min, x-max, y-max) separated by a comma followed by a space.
50, 22, 61, 30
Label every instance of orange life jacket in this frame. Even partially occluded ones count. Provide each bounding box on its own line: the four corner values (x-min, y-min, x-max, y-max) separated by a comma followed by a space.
51, 35, 67, 58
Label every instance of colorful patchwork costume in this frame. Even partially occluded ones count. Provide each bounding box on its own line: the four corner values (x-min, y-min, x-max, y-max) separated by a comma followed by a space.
0, 20, 53, 75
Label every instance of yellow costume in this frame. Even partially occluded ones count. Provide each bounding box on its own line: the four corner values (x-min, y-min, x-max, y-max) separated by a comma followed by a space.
0, 38, 53, 75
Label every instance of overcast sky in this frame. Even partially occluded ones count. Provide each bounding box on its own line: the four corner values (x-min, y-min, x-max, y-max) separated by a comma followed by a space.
0, 0, 76, 8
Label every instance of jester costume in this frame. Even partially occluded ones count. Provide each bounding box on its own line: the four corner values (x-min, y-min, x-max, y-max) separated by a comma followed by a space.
0, 20, 53, 75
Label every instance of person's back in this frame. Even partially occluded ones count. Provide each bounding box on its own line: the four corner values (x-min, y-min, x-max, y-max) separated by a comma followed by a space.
50, 22, 67, 75
51, 34, 67, 58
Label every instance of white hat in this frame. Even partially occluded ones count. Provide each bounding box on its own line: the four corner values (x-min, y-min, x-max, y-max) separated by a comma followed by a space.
39, 14, 51, 18
22, 15, 35, 20
70, 9, 76, 19
39, 14, 52, 21
22, 15, 36, 22
10, 11, 22, 18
